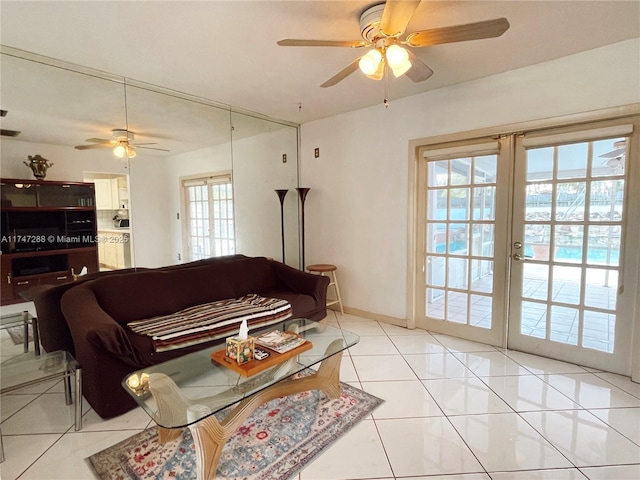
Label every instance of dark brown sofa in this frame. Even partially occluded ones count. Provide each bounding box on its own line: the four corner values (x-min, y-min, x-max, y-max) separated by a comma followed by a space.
41, 255, 328, 419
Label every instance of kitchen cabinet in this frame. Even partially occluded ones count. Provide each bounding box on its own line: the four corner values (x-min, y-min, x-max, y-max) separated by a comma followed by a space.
94, 178, 127, 210
97, 230, 131, 269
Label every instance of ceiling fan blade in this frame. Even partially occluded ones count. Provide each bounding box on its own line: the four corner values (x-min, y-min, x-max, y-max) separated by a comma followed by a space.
74, 144, 111, 150
278, 39, 367, 48
130, 142, 158, 146
380, 0, 421, 37
405, 49, 434, 82
320, 58, 362, 88
406, 17, 510, 47
136, 146, 170, 152
84, 138, 113, 144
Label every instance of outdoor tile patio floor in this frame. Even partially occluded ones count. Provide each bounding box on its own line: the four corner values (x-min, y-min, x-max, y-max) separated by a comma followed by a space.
1, 305, 639, 480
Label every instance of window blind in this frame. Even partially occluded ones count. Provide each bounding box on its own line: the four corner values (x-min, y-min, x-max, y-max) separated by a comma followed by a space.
423, 141, 500, 161
522, 124, 633, 149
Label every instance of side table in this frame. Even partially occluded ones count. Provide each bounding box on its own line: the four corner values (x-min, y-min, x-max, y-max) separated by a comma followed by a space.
0, 310, 40, 355
0, 350, 82, 462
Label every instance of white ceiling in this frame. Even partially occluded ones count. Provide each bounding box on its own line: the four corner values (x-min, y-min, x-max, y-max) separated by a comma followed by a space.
1, 0, 639, 126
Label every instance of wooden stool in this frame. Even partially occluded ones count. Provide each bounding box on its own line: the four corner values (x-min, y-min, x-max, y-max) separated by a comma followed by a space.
307, 264, 344, 315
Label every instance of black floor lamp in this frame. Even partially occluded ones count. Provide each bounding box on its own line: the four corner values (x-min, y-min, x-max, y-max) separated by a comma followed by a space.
296, 188, 310, 270
275, 189, 289, 263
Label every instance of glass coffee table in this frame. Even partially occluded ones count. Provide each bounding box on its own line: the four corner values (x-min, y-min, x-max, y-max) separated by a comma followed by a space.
122, 319, 358, 480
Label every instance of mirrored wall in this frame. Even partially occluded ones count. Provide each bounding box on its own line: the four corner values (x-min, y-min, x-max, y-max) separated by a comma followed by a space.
0, 47, 301, 269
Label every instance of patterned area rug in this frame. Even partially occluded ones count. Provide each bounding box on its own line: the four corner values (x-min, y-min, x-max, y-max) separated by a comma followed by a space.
88, 380, 383, 480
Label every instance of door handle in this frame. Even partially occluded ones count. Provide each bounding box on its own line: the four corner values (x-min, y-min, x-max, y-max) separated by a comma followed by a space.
513, 253, 524, 261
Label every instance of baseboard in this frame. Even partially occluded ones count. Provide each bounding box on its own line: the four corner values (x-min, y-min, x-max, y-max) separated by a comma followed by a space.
327, 304, 409, 329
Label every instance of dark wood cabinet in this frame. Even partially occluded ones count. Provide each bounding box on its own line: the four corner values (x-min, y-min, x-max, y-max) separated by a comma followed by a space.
1, 178, 99, 305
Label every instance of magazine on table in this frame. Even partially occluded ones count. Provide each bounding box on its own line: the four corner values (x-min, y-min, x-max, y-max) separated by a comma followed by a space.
255, 330, 307, 354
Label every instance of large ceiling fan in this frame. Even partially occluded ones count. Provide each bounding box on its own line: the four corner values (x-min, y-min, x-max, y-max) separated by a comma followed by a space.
74, 129, 169, 158
278, 0, 510, 88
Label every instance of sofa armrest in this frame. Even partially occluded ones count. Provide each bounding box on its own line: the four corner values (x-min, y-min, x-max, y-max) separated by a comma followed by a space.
60, 283, 141, 367
31, 284, 75, 354
271, 261, 330, 304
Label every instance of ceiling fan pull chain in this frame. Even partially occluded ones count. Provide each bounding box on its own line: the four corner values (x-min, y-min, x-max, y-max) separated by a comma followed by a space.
384, 63, 390, 108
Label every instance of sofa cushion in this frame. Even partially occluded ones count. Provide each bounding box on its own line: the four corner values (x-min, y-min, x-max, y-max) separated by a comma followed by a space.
169, 263, 237, 311
260, 289, 318, 319
227, 257, 279, 297
91, 271, 180, 324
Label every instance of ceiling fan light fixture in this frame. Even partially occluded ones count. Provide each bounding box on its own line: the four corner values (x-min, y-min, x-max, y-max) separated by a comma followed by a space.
358, 48, 383, 76
386, 45, 412, 77
113, 142, 127, 158
126, 145, 136, 158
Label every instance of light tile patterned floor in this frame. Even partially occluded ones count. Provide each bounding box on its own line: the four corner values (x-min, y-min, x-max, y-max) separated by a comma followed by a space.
1, 308, 639, 480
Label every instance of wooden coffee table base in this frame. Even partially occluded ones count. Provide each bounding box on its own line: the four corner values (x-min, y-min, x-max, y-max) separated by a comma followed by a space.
152, 345, 343, 480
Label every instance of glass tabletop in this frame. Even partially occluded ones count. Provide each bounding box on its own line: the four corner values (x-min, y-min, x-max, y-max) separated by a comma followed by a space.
0, 310, 33, 329
0, 350, 78, 392
122, 319, 359, 429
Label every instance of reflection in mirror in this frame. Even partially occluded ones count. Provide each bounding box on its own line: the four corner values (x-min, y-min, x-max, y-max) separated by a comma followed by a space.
0, 52, 128, 183
0, 51, 130, 277
124, 82, 233, 268
231, 112, 300, 267
1, 47, 302, 273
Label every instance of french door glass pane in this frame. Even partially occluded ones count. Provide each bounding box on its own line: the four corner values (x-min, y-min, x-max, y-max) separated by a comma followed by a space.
521, 300, 547, 338
584, 268, 617, 310
526, 147, 554, 181
551, 266, 581, 304
425, 153, 498, 328
583, 311, 615, 353
557, 143, 588, 179
470, 295, 492, 329
522, 264, 549, 301
517, 136, 626, 354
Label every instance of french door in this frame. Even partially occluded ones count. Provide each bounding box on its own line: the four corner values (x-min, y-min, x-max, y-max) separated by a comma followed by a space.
414, 117, 639, 374
415, 138, 512, 346
508, 123, 636, 372
182, 173, 235, 262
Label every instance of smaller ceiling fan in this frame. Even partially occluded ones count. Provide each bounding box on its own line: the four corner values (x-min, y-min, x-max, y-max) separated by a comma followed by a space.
75, 129, 169, 158
277, 0, 510, 88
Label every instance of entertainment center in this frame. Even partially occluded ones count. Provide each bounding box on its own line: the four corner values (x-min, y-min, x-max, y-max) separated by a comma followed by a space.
0, 178, 99, 305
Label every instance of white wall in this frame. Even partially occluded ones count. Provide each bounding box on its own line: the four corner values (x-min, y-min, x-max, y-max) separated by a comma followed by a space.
300, 39, 640, 321
232, 127, 300, 266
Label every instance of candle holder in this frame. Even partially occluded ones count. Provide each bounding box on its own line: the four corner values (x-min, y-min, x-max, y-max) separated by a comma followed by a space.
296, 188, 310, 270
275, 189, 289, 263
126, 372, 150, 396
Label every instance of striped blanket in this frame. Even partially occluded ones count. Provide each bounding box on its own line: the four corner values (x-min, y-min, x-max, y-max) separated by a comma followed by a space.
127, 294, 292, 352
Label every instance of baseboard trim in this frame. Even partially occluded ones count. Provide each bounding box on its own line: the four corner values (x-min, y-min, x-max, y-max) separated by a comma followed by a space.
327, 305, 408, 329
